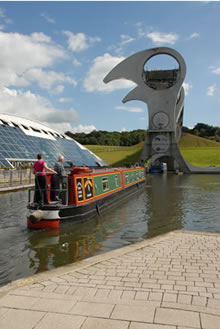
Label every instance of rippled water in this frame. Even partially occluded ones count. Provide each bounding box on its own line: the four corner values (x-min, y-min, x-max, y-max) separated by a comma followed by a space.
1, 174, 220, 287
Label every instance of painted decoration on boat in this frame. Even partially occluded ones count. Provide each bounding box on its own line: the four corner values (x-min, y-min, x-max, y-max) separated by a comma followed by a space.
76, 178, 83, 202
84, 177, 94, 199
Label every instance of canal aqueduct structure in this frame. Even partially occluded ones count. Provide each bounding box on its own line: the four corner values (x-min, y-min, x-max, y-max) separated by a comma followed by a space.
104, 47, 220, 173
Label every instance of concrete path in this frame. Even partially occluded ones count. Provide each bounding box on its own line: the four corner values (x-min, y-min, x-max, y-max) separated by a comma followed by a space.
0, 183, 34, 193
1, 230, 220, 329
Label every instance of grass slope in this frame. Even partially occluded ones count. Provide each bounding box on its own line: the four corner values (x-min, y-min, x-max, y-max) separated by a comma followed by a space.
179, 134, 220, 167
86, 134, 220, 167
86, 143, 144, 166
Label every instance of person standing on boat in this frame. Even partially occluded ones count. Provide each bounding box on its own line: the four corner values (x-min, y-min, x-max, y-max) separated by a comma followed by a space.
33, 153, 56, 204
53, 155, 65, 201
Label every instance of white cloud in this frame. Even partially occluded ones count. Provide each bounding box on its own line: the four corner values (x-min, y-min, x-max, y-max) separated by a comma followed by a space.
59, 97, 73, 103
73, 58, 81, 66
40, 12, 55, 24
53, 85, 64, 94
187, 32, 200, 40
183, 82, 192, 96
120, 34, 135, 46
64, 31, 101, 53
136, 22, 145, 38
0, 7, 12, 29
121, 127, 127, 132
84, 53, 135, 93
0, 86, 78, 133
24, 68, 77, 90
31, 32, 51, 43
0, 31, 67, 87
115, 105, 144, 113
147, 32, 179, 45
71, 124, 96, 134
0, 8, 5, 17
108, 34, 135, 56
210, 67, 220, 74
207, 85, 216, 96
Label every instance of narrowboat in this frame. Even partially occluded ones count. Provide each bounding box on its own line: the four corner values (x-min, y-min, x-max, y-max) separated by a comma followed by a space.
27, 166, 145, 229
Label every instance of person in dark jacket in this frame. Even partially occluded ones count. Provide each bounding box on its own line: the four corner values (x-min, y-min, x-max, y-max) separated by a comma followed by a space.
52, 155, 65, 201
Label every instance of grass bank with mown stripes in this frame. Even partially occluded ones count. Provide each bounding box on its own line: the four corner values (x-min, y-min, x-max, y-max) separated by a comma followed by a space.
86, 133, 220, 167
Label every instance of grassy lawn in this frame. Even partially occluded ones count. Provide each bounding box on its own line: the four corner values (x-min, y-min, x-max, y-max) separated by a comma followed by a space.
180, 148, 220, 167
86, 144, 143, 166
86, 134, 220, 167
179, 134, 220, 167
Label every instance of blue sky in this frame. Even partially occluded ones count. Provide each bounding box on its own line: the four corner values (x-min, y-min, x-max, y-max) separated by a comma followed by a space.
1, 1, 220, 133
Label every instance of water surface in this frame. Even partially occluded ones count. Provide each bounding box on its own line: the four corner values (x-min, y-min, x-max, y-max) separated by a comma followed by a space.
0, 174, 220, 287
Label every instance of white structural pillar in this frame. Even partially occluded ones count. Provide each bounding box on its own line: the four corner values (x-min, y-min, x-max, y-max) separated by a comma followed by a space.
104, 47, 190, 172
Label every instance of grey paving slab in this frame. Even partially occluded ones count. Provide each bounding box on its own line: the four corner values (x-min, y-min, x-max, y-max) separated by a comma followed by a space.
200, 313, 220, 329
130, 323, 176, 329
35, 313, 86, 329
111, 304, 156, 322
31, 297, 77, 313
0, 294, 38, 309
71, 301, 114, 318
0, 308, 45, 329
0, 307, 8, 318
81, 317, 129, 329
155, 308, 200, 328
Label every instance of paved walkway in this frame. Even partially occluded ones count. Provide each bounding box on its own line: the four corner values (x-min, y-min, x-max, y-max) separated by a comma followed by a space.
0, 183, 34, 193
1, 230, 220, 329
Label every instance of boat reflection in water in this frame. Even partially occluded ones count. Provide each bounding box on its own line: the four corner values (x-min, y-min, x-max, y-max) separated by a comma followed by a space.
27, 204, 129, 274
1, 174, 220, 287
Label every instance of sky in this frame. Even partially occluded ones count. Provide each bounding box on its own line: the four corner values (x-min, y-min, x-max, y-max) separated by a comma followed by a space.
1, 1, 220, 134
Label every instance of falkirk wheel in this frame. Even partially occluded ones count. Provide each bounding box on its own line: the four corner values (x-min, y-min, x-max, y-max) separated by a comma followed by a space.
104, 47, 220, 173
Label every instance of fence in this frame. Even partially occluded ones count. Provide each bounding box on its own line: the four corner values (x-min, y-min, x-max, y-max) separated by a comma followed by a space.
0, 169, 35, 188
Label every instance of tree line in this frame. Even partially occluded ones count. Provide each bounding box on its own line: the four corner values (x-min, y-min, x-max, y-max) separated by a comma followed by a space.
182, 123, 220, 142
66, 123, 220, 146
65, 129, 146, 146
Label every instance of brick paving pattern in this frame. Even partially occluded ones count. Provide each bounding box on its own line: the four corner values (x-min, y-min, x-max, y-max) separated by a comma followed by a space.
0, 230, 220, 328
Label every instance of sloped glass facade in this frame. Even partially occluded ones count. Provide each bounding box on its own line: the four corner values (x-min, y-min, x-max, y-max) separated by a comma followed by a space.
0, 124, 107, 168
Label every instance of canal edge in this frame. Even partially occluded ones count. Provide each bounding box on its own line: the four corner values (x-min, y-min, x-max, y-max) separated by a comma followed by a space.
1, 229, 220, 297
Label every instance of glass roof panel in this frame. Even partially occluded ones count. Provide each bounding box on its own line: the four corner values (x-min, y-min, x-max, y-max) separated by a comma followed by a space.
0, 124, 107, 167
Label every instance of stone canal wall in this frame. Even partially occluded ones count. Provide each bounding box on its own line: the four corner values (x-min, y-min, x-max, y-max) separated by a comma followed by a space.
0, 168, 34, 191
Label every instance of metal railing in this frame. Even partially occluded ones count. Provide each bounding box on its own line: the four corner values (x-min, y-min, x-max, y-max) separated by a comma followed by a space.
0, 169, 35, 188
28, 172, 68, 206
28, 187, 68, 206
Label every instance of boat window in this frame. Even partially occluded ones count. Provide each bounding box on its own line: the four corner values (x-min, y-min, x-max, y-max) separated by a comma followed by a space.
115, 175, 119, 187
125, 173, 129, 184
102, 177, 109, 191
136, 171, 140, 179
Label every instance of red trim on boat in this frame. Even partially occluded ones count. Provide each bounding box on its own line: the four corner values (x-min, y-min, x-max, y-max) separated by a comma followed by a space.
27, 218, 60, 229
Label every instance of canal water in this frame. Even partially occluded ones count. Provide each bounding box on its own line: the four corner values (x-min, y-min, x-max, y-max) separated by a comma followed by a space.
1, 174, 220, 287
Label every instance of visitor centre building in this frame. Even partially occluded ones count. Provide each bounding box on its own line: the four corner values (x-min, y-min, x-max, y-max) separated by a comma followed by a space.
0, 113, 106, 168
